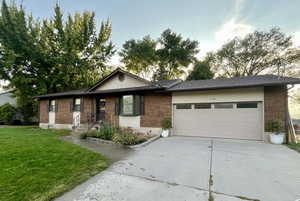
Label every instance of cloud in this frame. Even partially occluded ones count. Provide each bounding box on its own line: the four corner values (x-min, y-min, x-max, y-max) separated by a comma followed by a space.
292, 31, 300, 47
203, 0, 254, 57
215, 18, 254, 44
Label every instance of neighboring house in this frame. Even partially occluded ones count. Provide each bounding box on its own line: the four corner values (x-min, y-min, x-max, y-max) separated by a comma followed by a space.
0, 90, 16, 106
0, 89, 23, 124
36, 68, 300, 142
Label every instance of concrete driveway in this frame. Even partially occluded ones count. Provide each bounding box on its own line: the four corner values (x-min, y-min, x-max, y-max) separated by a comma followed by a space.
55, 137, 300, 201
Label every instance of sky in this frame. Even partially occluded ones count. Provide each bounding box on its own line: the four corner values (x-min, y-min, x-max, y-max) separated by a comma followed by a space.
1, 0, 300, 89
8, 0, 300, 66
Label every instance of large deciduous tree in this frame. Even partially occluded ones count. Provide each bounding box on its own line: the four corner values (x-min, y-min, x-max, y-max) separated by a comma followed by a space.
0, 1, 115, 121
186, 60, 214, 80
119, 36, 157, 79
208, 28, 299, 78
120, 29, 199, 80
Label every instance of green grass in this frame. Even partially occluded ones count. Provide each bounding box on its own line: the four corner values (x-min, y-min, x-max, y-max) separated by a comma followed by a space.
287, 143, 300, 153
0, 127, 108, 201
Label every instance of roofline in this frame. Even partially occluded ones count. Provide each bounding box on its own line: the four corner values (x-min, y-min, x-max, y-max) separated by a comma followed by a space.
0, 89, 14, 95
167, 83, 294, 92
35, 86, 164, 99
86, 68, 152, 92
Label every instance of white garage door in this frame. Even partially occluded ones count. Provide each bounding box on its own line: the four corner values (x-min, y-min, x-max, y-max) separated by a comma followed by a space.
173, 102, 263, 140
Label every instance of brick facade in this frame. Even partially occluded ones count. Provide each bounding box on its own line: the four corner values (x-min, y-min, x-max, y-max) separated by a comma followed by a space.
39, 100, 49, 123
39, 86, 287, 133
55, 98, 73, 124
80, 97, 94, 124
140, 93, 172, 128
105, 96, 119, 127
264, 85, 287, 131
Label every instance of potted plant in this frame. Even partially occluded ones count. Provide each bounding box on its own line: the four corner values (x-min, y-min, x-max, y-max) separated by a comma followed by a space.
161, 117, 172, 137
266, 120, 285, 144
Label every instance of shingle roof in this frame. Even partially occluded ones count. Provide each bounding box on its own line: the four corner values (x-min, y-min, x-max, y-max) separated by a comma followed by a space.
35, 88, 87, 98
153, 79, 182, 88
35, 74, 300, 99
35, 86, 164, 98
168, 75, 300, 92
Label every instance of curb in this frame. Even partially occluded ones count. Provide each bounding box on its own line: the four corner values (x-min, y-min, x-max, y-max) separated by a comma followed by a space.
86, 135, 161, 149
129, 135, 161, 149
86, 137, 115, 145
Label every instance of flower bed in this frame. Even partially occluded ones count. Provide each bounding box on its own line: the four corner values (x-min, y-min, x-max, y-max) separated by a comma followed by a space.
81, 123, 157, 146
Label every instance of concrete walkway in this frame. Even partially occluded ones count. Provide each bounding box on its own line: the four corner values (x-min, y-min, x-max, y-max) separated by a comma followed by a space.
55, 137, 300, 201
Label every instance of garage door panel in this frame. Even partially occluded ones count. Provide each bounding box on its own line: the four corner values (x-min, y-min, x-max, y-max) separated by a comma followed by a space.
173, 103, 262, 140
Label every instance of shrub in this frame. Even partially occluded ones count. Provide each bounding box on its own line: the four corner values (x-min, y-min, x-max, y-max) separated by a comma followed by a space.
112, 128, 147, 145
99, 122, 117, 140
161, 117, 172, 130
84, 122, 118, 140
266, 120, 283, 133
79, 132, 87, 139
0, 103, 17, 124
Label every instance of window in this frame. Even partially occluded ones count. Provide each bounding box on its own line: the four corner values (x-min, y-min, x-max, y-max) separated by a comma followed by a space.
214, 103, 233, 109
237, 103, 257, 108
176, 104, 192, 109
73, 98, 81, 112
99, 99, 106, 111
195, 103, 211, 109
122, 95, 134, 115
49, 100, 55, 112
118, 95, 144, 116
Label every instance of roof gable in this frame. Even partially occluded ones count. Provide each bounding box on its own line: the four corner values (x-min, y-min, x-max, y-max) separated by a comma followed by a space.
87, 68, 152, 92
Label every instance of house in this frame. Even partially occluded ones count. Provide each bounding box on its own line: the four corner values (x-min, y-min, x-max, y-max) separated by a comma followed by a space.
0, 89, 24, 124
36, 68, 300, 141
0, 89, 16, 106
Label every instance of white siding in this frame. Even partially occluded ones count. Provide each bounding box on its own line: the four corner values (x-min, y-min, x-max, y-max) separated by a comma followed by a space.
172, 87, 264, 104
96, 74, 148, 91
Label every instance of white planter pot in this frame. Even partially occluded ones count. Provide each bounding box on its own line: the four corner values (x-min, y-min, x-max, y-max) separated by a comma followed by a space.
269, 133, 286, 145
161, 129, 170, 138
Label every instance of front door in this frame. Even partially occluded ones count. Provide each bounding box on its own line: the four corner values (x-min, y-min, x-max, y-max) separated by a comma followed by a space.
96, 98, 106, 121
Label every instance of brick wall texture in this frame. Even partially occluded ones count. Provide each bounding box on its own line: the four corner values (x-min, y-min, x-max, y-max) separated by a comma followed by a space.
105, 96, 119, 127
264, 85, 287, 131
140, 93, 172, 128
39, 100, 49, 123
55, 98, 73, 124
80, 97, 93, 124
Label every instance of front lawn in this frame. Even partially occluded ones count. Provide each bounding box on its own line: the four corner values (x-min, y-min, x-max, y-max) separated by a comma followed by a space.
287, 143, 300, 153
0, 127, 108, 201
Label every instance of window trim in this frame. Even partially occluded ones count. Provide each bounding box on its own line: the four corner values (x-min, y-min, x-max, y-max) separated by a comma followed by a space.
119, 95, 143, 116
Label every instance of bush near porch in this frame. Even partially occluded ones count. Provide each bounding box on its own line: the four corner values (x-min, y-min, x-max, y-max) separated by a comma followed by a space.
0, 127, 108, 201
82, 123, 154, 145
